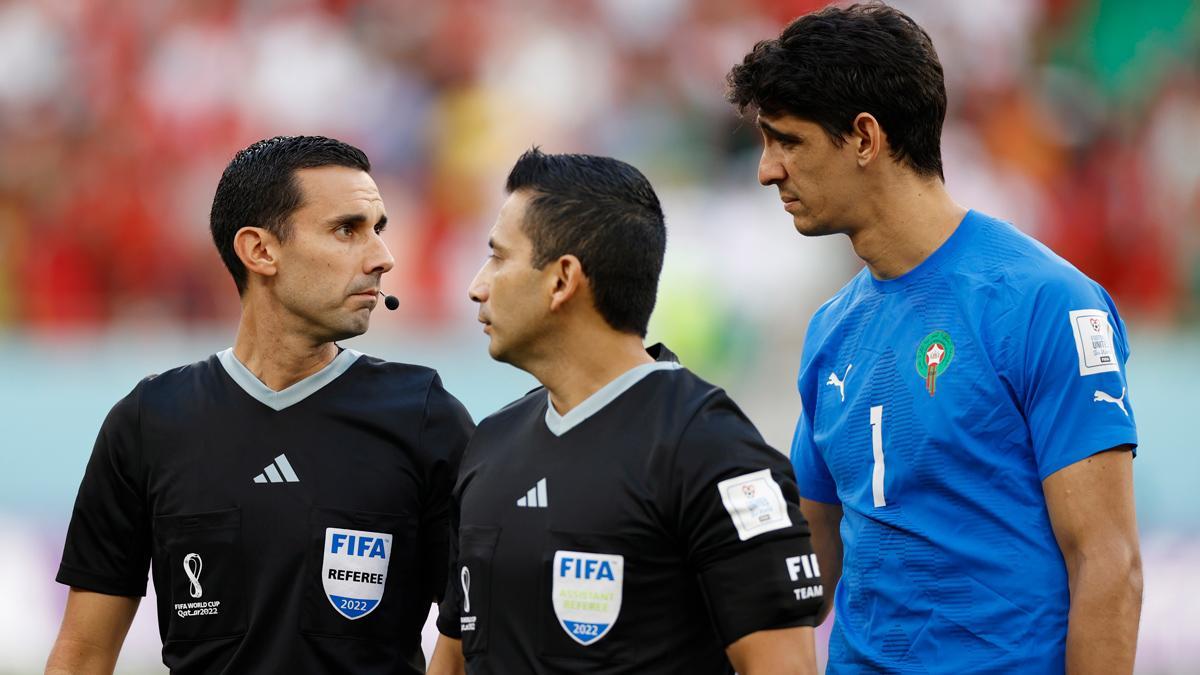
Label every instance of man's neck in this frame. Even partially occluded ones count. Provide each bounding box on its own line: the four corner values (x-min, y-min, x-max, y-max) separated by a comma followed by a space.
232, 299, 339, 392
524, 329, 655, 416
847, 175, 968, 280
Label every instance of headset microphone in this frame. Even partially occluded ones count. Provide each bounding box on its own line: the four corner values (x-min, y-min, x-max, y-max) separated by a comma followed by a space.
378, 290, 400, 311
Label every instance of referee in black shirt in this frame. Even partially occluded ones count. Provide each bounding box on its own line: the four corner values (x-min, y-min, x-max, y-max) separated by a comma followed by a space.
47, 136, 473, 674
428, 149, 822, 674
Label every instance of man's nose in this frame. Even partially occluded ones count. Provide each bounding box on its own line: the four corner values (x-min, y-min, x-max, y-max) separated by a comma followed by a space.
758, 148, 786, 186
367, 231, 395, 276
468, 267, 488, 304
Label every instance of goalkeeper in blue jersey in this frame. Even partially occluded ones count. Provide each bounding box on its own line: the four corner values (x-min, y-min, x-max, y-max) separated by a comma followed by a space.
726, 4, 1141, 673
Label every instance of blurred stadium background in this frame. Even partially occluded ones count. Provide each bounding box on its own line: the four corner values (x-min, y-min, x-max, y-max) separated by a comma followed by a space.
0, 0, 1197, 672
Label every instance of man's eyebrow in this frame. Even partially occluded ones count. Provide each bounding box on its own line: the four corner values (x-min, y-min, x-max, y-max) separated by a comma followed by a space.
329, 213, 388, 230
758, 118, 803, 144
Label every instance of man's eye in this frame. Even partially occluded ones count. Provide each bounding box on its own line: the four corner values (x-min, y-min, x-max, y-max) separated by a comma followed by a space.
339, 225, 355, 236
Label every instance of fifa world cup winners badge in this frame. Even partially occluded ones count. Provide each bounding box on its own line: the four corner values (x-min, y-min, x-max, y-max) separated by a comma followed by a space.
916, 331, 955, 396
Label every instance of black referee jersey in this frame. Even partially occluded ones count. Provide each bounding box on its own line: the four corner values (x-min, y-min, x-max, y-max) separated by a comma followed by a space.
57, 347, 473, 674
436, 345, 824, 674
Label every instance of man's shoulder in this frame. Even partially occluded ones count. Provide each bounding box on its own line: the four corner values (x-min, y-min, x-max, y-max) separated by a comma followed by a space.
133, 353, 221, 399
350, 352, 440, 384
646, 364, 725, 407
474, 366, 719, 438
348, 353, 475, 430
615, 367, 736, 450
98, 355, 221, 433
799, 267, 873, 359
956, 210, 1102, 295
476, 386, 547, 433
815, 267, 872, 319
347, 352, 463, 400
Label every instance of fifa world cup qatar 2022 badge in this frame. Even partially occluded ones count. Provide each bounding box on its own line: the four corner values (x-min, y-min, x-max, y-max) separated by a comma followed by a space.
552, 551, 624, 646
459, 565, 477, 634
175, 552, 222, 618
322, 528, 392, 620
916, 330, 955, 396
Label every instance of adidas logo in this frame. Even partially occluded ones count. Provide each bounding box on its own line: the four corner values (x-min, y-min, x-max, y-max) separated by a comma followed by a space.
516, 478, 548, 508
252, 454, 301, 484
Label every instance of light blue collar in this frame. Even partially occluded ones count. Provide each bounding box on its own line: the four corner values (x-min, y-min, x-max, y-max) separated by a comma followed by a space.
217, 347, 362, 411
544, 361, 682, 436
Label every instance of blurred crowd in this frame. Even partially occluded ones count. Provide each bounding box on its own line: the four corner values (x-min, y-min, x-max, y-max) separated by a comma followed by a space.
0, 0, 1197, 331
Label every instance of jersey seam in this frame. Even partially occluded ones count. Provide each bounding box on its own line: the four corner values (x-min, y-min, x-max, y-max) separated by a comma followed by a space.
946, 267, 1021, 411
130, 378, 149, 512
666, 388, 724, 548
415, 371, 439, 522
1017, 274, 1043, 405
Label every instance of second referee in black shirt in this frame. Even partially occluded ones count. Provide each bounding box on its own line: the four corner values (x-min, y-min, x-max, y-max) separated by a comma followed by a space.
429, 149, 823, 674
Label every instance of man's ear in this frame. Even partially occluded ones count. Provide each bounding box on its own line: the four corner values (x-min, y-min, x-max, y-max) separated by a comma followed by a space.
850, 112, 884, 168
548, 254, 585, 312
233, 227, 280, 281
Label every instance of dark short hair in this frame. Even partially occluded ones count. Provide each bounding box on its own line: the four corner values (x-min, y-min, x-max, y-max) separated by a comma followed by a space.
505, 148, 666, 337
726, 3, 947, 179
210, 135, 371, 294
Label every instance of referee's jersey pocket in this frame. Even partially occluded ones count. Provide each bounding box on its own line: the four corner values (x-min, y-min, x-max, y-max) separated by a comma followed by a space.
300, 506, 418, 641
152, 508, 248, 643
539, 530, 637, 666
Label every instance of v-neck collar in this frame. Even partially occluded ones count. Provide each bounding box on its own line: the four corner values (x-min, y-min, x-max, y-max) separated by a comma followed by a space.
217, 347, 362, 411
544, 360, 682, 437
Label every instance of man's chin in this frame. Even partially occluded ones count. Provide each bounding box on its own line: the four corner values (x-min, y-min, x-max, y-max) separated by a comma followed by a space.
791, 214, 834, 237
323, 315, 371, 343
487, 340, 508, 363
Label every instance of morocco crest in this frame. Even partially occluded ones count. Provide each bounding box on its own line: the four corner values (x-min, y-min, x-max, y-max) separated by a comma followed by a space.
915, 330, 955, 396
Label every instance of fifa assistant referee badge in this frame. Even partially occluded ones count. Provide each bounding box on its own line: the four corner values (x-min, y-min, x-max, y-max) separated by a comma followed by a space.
916, 330, 955, 396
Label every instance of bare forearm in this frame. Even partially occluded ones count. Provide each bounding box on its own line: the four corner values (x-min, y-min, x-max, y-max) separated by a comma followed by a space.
810, 536, 841, 624
1043, 448, 1141, 675
427, 635, 465, 675
46, 589, 138, 675
799, 499, 843, 625
45, 636, 121, 674
726, 626, 817, 675
1065, 556, 1142, 674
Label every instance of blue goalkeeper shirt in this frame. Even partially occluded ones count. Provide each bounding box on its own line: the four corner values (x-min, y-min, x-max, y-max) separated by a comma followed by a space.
791, 209, 1138, 673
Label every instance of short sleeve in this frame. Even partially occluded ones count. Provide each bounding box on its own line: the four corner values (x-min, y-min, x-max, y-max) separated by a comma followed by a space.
56, 382, 152, 597
1019, 277, 1138, 479
791, 329, 839, 504
790, 401, 839, 504
435, 482, 464, 638
670, 392, 824, 645
418, 375, 474, 604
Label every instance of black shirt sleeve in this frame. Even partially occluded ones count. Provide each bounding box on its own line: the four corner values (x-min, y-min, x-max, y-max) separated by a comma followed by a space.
418, 375, 474, 607
669, 391, 824, 645
434, 478, 464, 639
56, 381, 152, 597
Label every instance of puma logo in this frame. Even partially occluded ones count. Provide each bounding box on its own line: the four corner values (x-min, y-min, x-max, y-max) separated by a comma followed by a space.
826, 364, 852, 402
1093, 388, 1127, 416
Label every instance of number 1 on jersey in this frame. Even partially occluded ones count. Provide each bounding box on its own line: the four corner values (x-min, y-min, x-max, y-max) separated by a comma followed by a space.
870, 405, 885, 507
